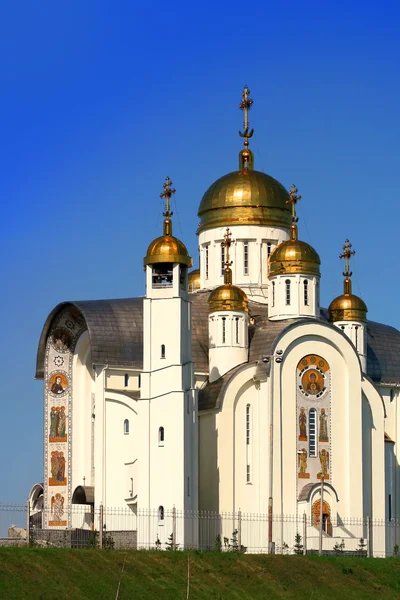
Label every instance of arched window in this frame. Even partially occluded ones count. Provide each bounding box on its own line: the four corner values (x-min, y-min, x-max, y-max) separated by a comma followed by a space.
309, 408, 317, 457
205, 245, 209, 279
303, 280, 309, 306
267, 241, 272, 258
158, 506, 164, 523
243, 241, 249, 275
158, 426, 165, 445
222, 317, 226, 344
272, 281, 275, 307
124, 419, 129, 435
124, 373, 129, 387
235, 317, 240, 344
138, 374, 141, 388
285, 279, 291, 305
161, 344, 166, 359
246, 404, 250, 445
316, 281, 320, 307
354, 326, 359, 350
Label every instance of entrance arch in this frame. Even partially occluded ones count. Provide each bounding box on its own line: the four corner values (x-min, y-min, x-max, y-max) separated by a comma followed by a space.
312, 499, 332, 535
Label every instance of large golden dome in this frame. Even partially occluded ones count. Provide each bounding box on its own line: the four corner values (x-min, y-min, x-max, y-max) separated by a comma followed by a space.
197, 169, 292, 234
144, 219, 192, 267
329, 293, 367, 322
208, 283, 248, 313
268, 236, 321, 277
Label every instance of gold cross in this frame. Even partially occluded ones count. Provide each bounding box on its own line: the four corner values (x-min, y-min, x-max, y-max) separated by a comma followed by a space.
160, 177, 176, 217
286, 184, 302, 221
339, 239, 355, 276
239, 85, 254, 146
221, 228, 234, 270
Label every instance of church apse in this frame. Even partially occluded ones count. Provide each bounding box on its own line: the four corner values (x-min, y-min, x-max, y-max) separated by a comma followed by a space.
296, 355, 332, 498
44, 307, 87, 528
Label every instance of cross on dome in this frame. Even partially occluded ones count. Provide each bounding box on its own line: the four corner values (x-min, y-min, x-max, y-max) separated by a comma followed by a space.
339, 239, 355, 278
238, 86, 254, 148
160, 176, 176, 218
286, 184, 302, 222
221, 228, 234, 284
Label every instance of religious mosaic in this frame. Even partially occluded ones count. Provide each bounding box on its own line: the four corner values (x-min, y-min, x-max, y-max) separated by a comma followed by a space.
44, 306, 87, 528
296, 354, 332, 495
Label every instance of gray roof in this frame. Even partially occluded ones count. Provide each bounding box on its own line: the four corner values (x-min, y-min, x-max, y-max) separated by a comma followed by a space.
36, 294, 400, 409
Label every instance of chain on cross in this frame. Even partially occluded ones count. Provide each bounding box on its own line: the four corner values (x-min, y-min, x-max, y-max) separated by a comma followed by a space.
160, 177, 176, 217
339, 239, 355, 277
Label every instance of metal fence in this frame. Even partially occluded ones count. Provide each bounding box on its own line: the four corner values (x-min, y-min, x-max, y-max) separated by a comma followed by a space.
1, 503, 399, 557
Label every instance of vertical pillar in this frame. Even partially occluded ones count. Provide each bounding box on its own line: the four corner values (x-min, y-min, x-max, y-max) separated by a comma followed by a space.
99, 504, 104, 549
26, 500, 30, 546
303, 512, 307, 555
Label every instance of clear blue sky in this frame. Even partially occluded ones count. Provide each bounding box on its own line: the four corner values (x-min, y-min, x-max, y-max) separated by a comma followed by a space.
1, 1, 399, 501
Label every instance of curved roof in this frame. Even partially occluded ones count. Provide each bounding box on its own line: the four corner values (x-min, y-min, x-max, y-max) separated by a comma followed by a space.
36, 295, 400, 400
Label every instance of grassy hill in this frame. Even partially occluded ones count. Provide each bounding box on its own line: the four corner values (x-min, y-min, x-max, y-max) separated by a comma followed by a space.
1, 548, 400, 599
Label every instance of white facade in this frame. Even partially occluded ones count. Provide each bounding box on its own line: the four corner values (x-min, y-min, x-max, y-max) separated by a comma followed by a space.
198, 224, 289, 302
268, 273, 320, 321
208, 309, 249, 382
332, 320, 367, 372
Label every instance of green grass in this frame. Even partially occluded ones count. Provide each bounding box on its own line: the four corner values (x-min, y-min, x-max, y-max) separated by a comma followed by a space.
0, 548, 400, 599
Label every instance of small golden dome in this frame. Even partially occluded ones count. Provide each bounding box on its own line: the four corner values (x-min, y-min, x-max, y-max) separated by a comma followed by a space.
188, 269, 200, 291
197, 170, 292, 233
144, 231, 192, 267
329, 292, 368, 322
268, 235, 321, 277
208, 283, 248, 313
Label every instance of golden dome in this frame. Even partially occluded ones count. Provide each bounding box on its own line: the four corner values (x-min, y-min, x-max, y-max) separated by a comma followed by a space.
197, 170, 292, 234
329, 240, 367, 322
188, 268, 200, 291
329, 292, 368, 322
268, 229, 321, 277
208, 283, 248, 313
144, 219, 192, 268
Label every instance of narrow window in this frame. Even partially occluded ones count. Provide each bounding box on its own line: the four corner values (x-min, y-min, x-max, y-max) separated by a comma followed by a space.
124, 419, 129, 435
303, 280, 309, 306
138, 374, 141, 388
243, 241, 249, 275
354, 326, 359, 350
159, 426, 165, 445
246, 464, 251, 483
272, 281, 275, 307
221, 244, 225, 276
235, 317, 240, 344
161, 344, 165, 359
267, 241, 272, 258
390, 389, 395, 402
285, 279, 291, 305
309, 408, 317, 457
205, 246, 209, 280
158, 506, 164, 523
124, 373, 129, 387
222, 317, 226, 344
246, 404, 250, 445
316, 281, 320, 307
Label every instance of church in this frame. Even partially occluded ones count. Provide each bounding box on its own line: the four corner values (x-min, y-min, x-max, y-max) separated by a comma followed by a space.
30, 87, 400, 554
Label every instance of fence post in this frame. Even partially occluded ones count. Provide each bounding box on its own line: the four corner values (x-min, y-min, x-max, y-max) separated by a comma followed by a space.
172, 505, 177, 550
237, 509, 242, 551
26, 500, 30, 546
367, 516, 372, 558
303, 512, 307, 555
99, 504, 104, 549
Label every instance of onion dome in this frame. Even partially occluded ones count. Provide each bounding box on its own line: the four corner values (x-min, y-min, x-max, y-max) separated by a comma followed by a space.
144, 178, 192, 268
188, 268, 200, 291
197, 86, 291, 234
268, 185, 321, 277
329, 240, 367, 322
208, 228, 248, 313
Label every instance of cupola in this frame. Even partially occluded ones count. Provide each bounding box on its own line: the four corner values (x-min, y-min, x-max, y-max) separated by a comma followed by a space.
268, 185, 321, 320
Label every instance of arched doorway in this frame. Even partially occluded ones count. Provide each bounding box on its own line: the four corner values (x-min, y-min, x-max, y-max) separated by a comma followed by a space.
312, 499, 332, 536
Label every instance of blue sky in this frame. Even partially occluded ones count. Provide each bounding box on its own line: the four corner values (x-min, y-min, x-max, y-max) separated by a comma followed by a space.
1, 1, 399, 501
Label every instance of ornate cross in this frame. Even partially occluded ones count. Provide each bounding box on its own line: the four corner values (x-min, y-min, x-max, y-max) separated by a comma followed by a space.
160, 176, 176, 217
239, 85, 254, 146
339, 239, 355, 277
221, 228, 234, 271
286, 184, 302, 222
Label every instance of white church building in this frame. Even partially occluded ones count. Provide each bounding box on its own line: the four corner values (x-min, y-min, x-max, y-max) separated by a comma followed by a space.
30, 87, 400, 554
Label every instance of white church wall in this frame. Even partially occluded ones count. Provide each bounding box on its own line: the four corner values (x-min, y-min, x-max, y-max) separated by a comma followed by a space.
198, 412, 219, 512
199, 224, 289, 302
268, 274, 319, 321
106, 369, 141, 391
104, 395, 138, 508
